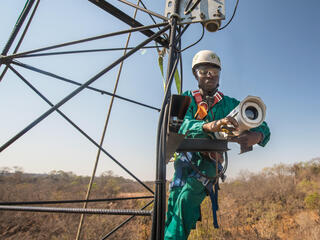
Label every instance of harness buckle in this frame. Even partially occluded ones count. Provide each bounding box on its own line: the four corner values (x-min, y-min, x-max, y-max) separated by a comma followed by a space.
197, 175, 210, 187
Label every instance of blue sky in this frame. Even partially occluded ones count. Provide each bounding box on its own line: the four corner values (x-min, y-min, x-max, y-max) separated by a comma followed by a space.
0, 0, 319, 181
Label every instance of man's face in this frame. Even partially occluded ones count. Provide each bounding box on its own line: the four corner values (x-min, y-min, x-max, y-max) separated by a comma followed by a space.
194, 64, 220, 93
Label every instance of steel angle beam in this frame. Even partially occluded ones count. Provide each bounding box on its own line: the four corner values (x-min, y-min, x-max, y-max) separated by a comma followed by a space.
88, 0, 169, 48
166, 133, 229, 162
0, 205, 152, 216
1, 0, 36, 57
117, 0, 169, 21
177, 138, 229, 152
165, 132, 185, 162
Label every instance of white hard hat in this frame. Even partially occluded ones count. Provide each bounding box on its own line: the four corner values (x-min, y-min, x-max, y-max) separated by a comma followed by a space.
192, 50, 221, 72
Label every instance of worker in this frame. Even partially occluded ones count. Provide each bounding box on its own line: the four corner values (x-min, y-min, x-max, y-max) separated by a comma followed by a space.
164, 50, 270, 240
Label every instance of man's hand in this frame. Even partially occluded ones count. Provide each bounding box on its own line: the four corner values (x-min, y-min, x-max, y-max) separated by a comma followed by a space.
203, 116, 239, 133
230, 131, 263, 153
230, 131, 263, 147
220, 116, 239, 129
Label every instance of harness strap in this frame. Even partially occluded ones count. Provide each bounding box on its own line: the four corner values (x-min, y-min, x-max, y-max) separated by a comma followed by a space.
190, 171, 220, 228
209, 183, 219, 228
191, 89, 202, 103
192, 90, 224, 120
191, 90, 224, 107
169, 152, 192, 189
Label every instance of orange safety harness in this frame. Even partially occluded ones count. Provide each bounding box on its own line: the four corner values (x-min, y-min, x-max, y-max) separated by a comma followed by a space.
192, 90, 224, 120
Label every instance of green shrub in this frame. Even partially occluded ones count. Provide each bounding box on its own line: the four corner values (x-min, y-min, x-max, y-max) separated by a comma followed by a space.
297, 179, 318, 194
304, 192, 320, 210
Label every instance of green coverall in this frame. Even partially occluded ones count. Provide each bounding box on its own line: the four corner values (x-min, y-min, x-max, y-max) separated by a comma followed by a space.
164, 90, 270, 240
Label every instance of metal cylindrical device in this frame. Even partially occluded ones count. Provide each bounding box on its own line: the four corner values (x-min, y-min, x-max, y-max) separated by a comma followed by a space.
231, 95, 266, 131
203, 20, 221, 32
215, 96, 266, 139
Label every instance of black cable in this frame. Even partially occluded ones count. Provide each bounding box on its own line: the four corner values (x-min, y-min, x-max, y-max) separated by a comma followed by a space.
219, 0, 240, 31
122, 0, 168, 43
178, 24, 205, 53
175, 24, 191, 44
152, 23, 180, 238
138, 1, 169, 51
178, 26, 183, 93
139, 0, 162, 31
